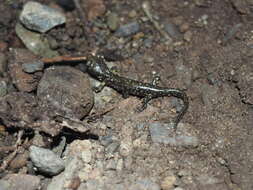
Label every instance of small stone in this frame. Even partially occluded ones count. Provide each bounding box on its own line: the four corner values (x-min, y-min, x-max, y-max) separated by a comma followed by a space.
81, 149, 92, 163
129, 10, 137, 18
115, 21, 140, 37
9, 151, 29, 169
107, 12, 119, 31
179, 23, 190, 33
183, 31, 192, 42
29, 145, 65, 176
22, 60, 44, 73
86, 0, 106, 21
15, 23, 59, 58
161, 174, 177, 190
164, 22, 180, 38
20, 1, 66, 33
0, 80, 7, 97
106, 142, 120, 153
100, 135, 114, 146
8, 48, 41, 92
1, 174, 40, 190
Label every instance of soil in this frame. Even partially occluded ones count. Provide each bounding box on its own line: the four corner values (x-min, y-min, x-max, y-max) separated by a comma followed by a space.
0, 0, 252, 190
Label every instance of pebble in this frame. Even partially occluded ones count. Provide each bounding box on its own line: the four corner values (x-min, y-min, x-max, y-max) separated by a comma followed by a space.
9, 151, 29, 169
106, 142, 120, 153
29, 145, 65, 176
160, 174, 177, 190
15, 23, 59, 58
0, 174, 40, 190
149, 122, 199, 147
37, 66, 94, 119
0, 80, 7, 97
183, 31, 192, 42
164, 22, 180, 38
8, 48, 41, 92
179, 23, 190, 33
22, 59, 44, 73
19, 1, 66, 33
100, 135, 114, 146
115, 21, 140, 37
107, 12, 119, 31
86, 0, 106, 21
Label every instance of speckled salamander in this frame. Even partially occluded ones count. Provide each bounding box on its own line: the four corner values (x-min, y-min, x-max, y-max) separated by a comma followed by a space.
86, 54, 189, 129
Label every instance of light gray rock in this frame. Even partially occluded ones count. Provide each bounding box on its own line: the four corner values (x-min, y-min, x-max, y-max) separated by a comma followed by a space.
20, 1, 66, 33
15, 23, 59, 58
29, 145, 65, 176
22, 60, 44, 73
115, 21, 140, 37
149, 122, 199, 147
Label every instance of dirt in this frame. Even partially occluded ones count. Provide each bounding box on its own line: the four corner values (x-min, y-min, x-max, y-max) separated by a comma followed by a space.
0, 0, 252, 190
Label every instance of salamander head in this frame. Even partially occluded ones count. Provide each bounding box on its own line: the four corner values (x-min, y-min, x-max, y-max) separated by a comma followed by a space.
86, 55, 111, 81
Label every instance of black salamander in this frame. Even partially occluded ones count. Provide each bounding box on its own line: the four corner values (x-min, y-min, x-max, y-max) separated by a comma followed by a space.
86, 54, 189, 130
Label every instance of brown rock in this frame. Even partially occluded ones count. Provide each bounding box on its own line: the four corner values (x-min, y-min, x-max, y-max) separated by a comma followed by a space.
9, 150, 29, 169
8, 48, 42, 92
37, 66, 94, 120
83, 0, 106, 21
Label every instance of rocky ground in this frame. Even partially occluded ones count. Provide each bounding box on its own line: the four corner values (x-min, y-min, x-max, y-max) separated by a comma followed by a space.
0, 0, 252, 190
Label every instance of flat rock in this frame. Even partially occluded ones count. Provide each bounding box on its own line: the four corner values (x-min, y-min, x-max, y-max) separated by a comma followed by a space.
37, 66, 94, 120
149, 122, 199, 147
8, 48, 42, 92
20, 1, 66, 33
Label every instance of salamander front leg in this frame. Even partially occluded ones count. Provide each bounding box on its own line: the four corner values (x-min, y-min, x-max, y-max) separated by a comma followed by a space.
151, 75, 160, 86
136, 94, 153, 112
92, 82, 106, 93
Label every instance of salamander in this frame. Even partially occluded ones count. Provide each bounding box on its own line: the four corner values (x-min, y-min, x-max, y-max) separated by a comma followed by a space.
86, 54, 189, 130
